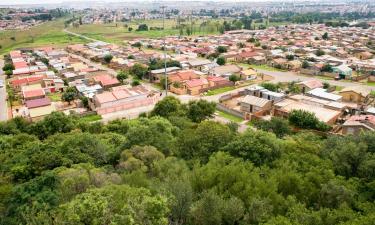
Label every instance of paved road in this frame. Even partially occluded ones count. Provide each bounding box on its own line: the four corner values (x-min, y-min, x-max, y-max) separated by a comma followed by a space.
0, 58, 8, 121
256, 69, 375, 91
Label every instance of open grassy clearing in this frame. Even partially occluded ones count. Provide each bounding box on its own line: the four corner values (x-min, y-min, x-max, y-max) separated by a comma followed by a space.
216, 110, 244, 123
47, 92, 62, 102
205, 86, 236, 96
67, 18, 224, 44
78, 114, 102, 123
0, 18, 88, 54
248, 64, 286, 72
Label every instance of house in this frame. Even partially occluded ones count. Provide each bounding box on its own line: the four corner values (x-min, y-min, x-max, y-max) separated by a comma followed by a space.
22, 84, 46, 100
333, 64, 352, 79
25, 97, 51, 109
93, 85, 158, 115
212, 65, 242, 77
187, 58, 212, 71
240, 95, 272, 113
341, 115, 375, 135
10, 75, 44, 91
240, 69, 257, 80
248, 55, 266, 65
297, 79, 323, 93
339, 86, 370, 103
149, 67, 181, 83
355, 51, 373, 60
93, 74, 120, 89
274, 97, 341, 125
245, 86, 285, 102
307, 88, 342, 102
185, 79, 209, 95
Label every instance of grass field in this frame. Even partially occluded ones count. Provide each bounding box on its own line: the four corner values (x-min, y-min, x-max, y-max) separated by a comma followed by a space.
248, 64, 286, 72
206, 86, 236, 96
67, 18, 223, 44
0, 18, 88, 54
78, 114, 102, 123
47, 92, 62, 102
216, 110, 244, 123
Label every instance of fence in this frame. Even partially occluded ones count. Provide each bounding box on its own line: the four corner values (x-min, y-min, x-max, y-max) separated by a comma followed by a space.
217, 103, 245, 119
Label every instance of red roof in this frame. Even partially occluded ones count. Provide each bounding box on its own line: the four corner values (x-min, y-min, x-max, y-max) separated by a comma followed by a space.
169, 70, 199, 83
207, 76, 227, 82
239, 51, 258, 58
13, 61, 28, 69
11, 75, 44, 87
348, 115, 375, 125
94, 74, 120, 87
186, 79, 208, 88
23, 89, 45, 99
25, 97, 51, 109
10, 51, 22, 58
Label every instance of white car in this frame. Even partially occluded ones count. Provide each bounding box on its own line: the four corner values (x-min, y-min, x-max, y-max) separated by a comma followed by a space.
0, 80, 3, 88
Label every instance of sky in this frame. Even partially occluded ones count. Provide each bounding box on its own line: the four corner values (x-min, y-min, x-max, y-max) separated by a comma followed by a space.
2, 0, 339, 5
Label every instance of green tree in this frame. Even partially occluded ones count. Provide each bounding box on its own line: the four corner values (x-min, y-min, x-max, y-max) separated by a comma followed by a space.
103, 54, 113, 64
253, 117, 291, 138
223, 130, 282, 165
216, 56, 226, 65
116, 71, 129, 84
322, 32, 329, 40
55, 185, 169, 225
186, 100, 216, 123
216, 46, 227, 53
229, 74, 240, 84
130, 63, 148, 79
151, 96, 183, 118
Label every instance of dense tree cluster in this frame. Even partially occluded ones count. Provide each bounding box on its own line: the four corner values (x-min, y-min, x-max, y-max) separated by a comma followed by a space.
0, 97, 374, 224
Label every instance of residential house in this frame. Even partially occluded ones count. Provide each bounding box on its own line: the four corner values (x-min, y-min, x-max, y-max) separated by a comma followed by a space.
187, 58, 212, 71
92, 85, 158, 115
240, 95, 272, 113
339, 86, 370, 103
307, 88, 342, 102
341, 115, 375, 135
297, 79, 323, 93
93, 74, 120, 90
212, 64, 242, 77
149, 67, 181, 83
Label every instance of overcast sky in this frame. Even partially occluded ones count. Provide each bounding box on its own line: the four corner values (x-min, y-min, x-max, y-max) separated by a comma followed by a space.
2, 0, 341, 5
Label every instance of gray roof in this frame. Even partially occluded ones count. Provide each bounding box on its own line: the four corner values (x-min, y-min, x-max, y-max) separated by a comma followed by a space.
241, 95, 271, 107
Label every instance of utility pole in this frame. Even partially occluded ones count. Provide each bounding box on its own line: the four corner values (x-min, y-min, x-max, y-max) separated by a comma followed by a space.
161, 5, 168, 96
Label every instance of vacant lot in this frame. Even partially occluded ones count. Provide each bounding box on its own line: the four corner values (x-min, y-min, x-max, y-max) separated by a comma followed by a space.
67, 18, 224, 44
0, 18, 88, 54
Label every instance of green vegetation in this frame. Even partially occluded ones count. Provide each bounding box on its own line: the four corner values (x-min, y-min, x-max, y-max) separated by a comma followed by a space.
249, 64, 286, 72
47, 92, 62, 102
0, 18, 88, 54
205, 86, 236, 96
77, 114, 102, 123
216, 110, 244, 123
67, 18, 223, 43
0, 94, 375, 224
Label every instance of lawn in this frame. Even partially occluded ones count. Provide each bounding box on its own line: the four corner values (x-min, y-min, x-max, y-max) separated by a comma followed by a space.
78, 114, 102, 123
366, 82, 375, 87
47, 92, 62, 102
0, 18, 88, 54
206, 86, 236, 96
67, 18, 223, 44
248, 64, 286, 72
216, 110, 244, 123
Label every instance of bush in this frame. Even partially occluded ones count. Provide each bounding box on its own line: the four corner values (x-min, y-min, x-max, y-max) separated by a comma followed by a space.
216, 56, 226, 65
288, 110, 331, 131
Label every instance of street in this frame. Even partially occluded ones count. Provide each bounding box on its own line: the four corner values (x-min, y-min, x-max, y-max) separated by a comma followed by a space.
0, 58, 8, 121
256, 69, 375, 91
